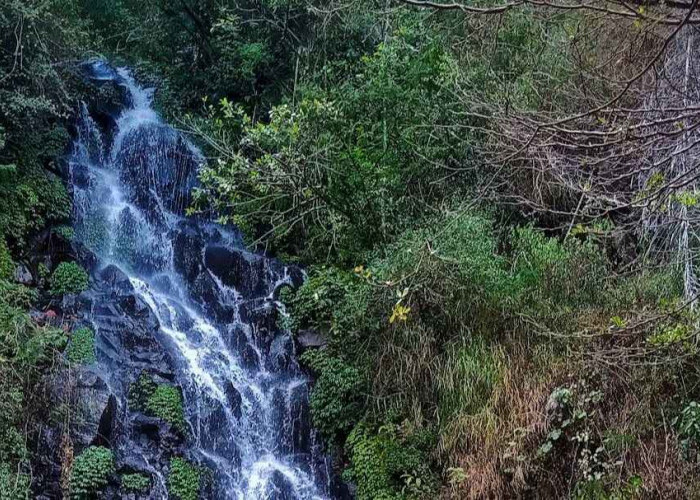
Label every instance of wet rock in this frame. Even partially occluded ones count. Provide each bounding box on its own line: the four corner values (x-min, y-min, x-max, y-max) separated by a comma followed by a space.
100, 264, 134, 294
223, 382, 243, 419
95, 394, 118, 446
296, 329, 327, 352
52, 368, 115, 449
14, 263, 33, 285
267, 470, 296, 500
204, 246, 270, 298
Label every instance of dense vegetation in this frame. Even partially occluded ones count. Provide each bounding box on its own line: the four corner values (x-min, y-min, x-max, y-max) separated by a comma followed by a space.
4, 0, 700, 498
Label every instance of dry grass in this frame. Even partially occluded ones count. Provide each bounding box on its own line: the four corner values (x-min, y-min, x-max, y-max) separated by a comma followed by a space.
439, 344, 558, 499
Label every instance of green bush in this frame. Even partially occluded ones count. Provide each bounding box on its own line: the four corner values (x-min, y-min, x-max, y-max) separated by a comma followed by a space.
129, 374, 186, 432
510, 226, 607, 311
344, 422, 435, 500
121, 472, 150, 493
0, 237, 13, 281
49, 261, 89, 295
0, 462, 30, 500
675, 401, 700, 461
66, 327, 96, 364
0, 167, 72, 250
146, 385, 187, 433
167, 457, 200, 500
69, 446, 114, 499
53, 225, 75, 241
301, 349, 365, 443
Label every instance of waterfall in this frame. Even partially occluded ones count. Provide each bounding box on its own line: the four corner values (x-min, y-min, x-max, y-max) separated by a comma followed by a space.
69, 61, 331, 499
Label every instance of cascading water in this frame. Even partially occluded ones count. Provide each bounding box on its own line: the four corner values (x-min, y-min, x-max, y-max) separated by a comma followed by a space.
68, 62, 332, 499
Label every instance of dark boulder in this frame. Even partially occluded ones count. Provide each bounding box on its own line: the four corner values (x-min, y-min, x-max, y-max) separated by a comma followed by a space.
296, 329, 327, 352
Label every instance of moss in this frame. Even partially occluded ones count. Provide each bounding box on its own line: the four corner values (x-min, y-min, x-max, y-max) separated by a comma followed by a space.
167, 457, 201, 500
66, 327, 96, 364
121, 472, 150, 493
69, 446, 114, 499
49, 261, 89, 295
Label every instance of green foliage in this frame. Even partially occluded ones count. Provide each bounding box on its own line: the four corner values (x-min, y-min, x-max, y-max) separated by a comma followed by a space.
0, 169, 71, 250
129, 374, 186, 432
53, 225, 75, 241
301, 349, 364, 442
344, 422, 435, 500
0, 462, 30, 500
675, 401, 700, 461
283, 267, 378, 352
193, 24, 468, 261
0, 238, 13, 281
146, 385, 187, 433
69, 446, 115, 499
167, 457, 201, 500
510, 227, 608, 326
49, 261, 89, 295
121, 473, 150, 493
66, 327, 96, 364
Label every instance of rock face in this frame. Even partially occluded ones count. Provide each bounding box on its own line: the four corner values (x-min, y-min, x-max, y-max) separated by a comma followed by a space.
33, 259, 182, 499
297, 329, 328, 352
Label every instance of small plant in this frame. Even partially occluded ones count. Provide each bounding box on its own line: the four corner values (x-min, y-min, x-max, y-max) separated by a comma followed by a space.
129, 373, 187, 432
675, 401, 700, 461
121, 472, 150, 493
50, 261, 89, 295
0, 236, 13, 281
69, 446, 114, 499
168, 457, 200, 500
66, 327, 96, 364
146, 385, 187, 432
53, 225, 75, 241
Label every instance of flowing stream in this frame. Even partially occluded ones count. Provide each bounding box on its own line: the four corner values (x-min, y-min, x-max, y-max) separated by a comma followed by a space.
69, 62, 330, 499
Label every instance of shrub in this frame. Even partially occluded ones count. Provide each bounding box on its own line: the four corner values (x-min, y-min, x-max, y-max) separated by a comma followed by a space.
53, 225, 75, 241
146, 385, 187, 432
344, 422, 435, 500
675, 401, 700, 461
0, 237, 13, 281
510, 226, 607, 312
0, 167, 72, 250
129, 374, 187, 432
50, 262, 89, 295
301, 349, 365, 443
0, 462, 30, 500
168, 457, 200, 500
121, 472, 150, 493
69, 446, 114, 499
284, 267, 379, 357
66, 327, 96, 364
